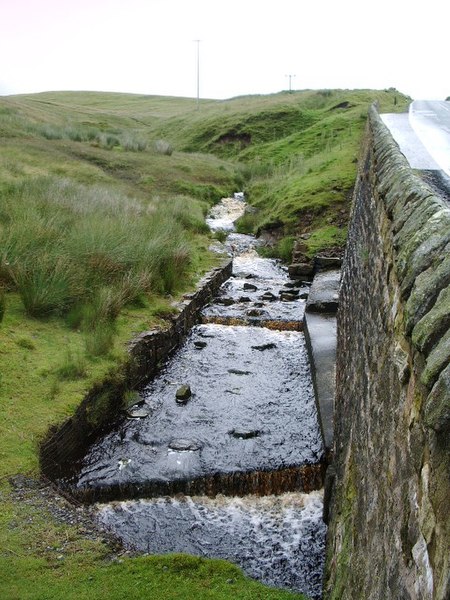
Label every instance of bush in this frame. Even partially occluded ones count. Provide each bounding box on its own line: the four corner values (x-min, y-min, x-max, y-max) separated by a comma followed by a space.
154, 139, 173, 156
11, 256, 80, 317
120, 133, 147, 152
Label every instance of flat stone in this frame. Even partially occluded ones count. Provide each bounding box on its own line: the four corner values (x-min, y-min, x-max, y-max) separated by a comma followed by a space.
243, 283, 258, 291
280, 292, 298, 302
168, 439, 202, 452
216, 297, 235, 306
251, 343, 277, 351
238, 296, 251, 303
194, 341, 207, 349
229, 429, 260, 440
288, 263, 314, 278
304, 312, 337, 451
247, 309, 263, 317
126, 406, 151, 419
228, 369, 252, 376
314, 256, 342, 270
261, 292, 277, 301
306, 270, 340, 314
284, 281, 302, 289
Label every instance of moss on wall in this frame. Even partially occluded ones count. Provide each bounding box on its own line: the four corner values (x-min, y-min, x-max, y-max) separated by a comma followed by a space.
324, 107, 449, 599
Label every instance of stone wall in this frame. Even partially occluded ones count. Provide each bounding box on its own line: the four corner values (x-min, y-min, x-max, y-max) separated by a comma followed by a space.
324, 106, 449, 599
40, 260, 232, 484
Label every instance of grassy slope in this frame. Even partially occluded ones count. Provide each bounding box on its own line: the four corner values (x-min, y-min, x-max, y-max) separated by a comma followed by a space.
147, 88, 409, 258
0, 88, 411, 600
0, 92, 305, 599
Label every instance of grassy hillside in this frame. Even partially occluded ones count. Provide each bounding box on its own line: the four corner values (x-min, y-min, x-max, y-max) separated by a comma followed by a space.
146, 88, 409, 259
0, 88, 409, 599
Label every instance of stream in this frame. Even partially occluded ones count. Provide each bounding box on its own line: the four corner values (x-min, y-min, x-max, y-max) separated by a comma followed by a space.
79, 195, 327, 599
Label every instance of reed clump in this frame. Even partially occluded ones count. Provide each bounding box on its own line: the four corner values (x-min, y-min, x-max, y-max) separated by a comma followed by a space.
0, 177, 205, 329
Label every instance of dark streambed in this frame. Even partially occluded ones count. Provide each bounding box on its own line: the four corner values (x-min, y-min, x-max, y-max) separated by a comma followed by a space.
75, 324, 323, 500
71, 196, 327, 598
97, 491, 326, 600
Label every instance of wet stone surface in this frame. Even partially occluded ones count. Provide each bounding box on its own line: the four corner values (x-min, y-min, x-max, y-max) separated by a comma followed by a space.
76, 324, 323, 495
74, 197, 326, 599
202, 233, 308, 329
96, 491, 326, 600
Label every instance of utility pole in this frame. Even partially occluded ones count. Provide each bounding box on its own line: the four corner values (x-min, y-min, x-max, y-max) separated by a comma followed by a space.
194, 39, 201, 110
285, 74, 296, 93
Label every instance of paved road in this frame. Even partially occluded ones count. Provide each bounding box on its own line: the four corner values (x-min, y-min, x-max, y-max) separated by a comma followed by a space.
409, 100, 450, 177
381, 100, 450, 178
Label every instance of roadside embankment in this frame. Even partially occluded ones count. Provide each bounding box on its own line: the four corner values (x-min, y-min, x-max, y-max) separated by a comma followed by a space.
324, 106, 449, 600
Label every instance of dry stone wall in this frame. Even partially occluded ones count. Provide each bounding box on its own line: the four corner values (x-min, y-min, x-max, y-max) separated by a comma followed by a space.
324, 106, 449, 600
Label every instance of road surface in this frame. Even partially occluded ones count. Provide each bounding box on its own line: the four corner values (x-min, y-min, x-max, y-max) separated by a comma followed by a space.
381, 100, 450, 179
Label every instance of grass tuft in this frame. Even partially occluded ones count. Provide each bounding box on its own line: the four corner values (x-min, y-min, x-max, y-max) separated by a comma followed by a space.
56, 349, 88, 380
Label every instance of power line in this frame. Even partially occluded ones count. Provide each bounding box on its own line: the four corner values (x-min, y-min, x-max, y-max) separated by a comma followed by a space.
194, 40, 201, 109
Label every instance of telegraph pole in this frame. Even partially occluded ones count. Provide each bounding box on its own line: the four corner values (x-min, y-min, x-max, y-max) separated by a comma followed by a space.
285, 74, 296, 93
194, 39, 201, 109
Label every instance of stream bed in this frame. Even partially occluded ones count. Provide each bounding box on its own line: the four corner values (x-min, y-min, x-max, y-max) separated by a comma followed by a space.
78, 195, 327, 599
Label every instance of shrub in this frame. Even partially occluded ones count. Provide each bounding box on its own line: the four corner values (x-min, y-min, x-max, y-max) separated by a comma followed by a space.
11, 255, 80, 317
96, 132, 120, 149
154, 139, 173, 155
120, 133, 147, 152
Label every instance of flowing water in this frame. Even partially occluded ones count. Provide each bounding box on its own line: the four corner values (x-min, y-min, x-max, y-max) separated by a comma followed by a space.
76, 195, 326, 598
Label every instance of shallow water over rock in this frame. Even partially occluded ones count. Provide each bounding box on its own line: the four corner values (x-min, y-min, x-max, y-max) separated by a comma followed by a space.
75, 324, 323, 501
97, 491, 326, 600
79, 196, 326, 597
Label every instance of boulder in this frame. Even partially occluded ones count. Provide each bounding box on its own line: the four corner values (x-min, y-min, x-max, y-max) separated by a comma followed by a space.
175, 385, 192, 404
229, 429, 260, 439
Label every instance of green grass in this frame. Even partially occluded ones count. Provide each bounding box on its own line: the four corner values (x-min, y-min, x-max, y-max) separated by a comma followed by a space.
0, 90, 310, 599
0, 87, 411, 599
142, 87, 409, 248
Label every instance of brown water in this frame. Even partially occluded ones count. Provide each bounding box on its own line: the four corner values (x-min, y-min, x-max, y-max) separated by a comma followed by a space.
69, 196, 327, 598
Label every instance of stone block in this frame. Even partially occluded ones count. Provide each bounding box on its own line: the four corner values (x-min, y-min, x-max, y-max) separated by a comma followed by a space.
397, 212, 450, 298
405, 254, 450, 335
424, 364, 450, 433
421, 329, 450, 389
288, 262, 314, 278
412, 286, 450, 354
306, 270, 340, 314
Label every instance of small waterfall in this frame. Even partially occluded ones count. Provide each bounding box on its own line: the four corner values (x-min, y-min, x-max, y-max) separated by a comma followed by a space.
68, 194, 327, 598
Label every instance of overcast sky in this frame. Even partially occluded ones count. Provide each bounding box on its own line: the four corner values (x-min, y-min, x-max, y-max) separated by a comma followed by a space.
1, 0, 448, 101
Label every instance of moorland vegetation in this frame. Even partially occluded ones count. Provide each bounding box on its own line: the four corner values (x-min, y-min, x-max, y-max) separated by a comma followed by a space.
0, 88, 409, 599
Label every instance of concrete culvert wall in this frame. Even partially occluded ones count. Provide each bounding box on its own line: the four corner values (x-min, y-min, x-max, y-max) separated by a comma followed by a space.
324, 106, 449, 599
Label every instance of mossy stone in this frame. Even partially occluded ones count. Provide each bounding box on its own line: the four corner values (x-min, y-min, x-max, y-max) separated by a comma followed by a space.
397, 212, 450, 298
405, 255, 450, 335
424, 363, 450, 433
421, 329, 450, 389
412, 286, 450, 354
